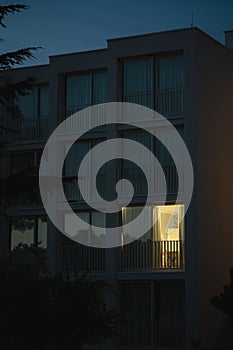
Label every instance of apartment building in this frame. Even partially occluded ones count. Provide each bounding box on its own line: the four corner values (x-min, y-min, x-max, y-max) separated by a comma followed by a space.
1, 27, 233, 350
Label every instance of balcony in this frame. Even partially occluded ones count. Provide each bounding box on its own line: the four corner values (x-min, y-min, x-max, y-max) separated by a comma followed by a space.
120, 318, 185, 348
119, 164, 182, 196
123, 88, 184, 118
6, 116, 48, 143
56, 245, 105, 274
119, 240, 184, 271
62, 174, 106, 202
58, 105, 106, 132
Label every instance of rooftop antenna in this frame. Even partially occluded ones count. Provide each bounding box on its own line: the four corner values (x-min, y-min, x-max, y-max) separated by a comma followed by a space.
191, 12, 194, 27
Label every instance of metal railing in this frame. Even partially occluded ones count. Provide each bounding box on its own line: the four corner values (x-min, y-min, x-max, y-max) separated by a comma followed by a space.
120, 318, 185, 348
6, 116, 48, 143
56, 245, 105, 274
62, 163, 182, 203
58, 105, 106, 132
119, 163, 183, 196
123, 88, 184, 118
62, 174, 106, 202
119, 240, 184, 270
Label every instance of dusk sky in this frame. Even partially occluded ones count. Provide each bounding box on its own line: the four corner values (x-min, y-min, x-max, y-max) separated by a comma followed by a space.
1, 0, 233, 66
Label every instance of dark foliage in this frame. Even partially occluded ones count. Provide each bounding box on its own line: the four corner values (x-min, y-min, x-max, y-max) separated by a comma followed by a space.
0, 4, 39, 127
0, 4, 40, 210
0, 4, 28, 28
0, 251, 117, 350
211, 268, 233, 328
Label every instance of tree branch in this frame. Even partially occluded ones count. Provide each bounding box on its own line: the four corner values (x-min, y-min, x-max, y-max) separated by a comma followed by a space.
0, 47, 40, 70
0, 5, 29, 28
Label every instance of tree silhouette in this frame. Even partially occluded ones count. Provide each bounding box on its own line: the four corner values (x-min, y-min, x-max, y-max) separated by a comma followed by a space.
0, 4, 38, 120
211, 268, 233, 328
0, 257, 117, 349
0, 4, 40, 221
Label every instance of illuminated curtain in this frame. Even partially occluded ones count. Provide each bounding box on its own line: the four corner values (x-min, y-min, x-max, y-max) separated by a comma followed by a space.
154, 205, 184, 242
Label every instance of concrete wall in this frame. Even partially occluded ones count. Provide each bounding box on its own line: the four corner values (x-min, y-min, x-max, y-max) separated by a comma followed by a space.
194, 30, 233, 349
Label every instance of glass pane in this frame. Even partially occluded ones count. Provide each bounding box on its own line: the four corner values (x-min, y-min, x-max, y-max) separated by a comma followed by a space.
155, 54, 184, 117
66, 74, 92, 111
156, 54, 184, 91
16, 90, 36, 118
122, 131, 151, 195
121, 283, 151, 319
158, 282, 185, 319
93, 70, 107, 105
122, 206, 152, 241
64, 141, 91, 176
39, 86, 49, 117
64, 212, 90, 241
123, 57, 153, 107
92, 211, 106, 227
38, 217, 47, 249
11, 218, 34, 250
154, 205, 184, 241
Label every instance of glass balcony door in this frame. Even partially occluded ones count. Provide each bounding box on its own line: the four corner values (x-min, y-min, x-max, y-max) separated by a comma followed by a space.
120, 204, 185, 270
122, 53, 184, 117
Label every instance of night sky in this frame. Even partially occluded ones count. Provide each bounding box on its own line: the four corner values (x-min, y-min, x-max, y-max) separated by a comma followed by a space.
1, 0, 233, 66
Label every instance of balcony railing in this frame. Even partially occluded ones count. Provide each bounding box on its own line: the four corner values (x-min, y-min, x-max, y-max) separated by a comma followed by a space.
120, 318, 185, 348
58, 105, 106, 132
119, 164, 182, 196
123, 88, 184, 118
62, 174, 106, 202
6, 116, 48, 143
56, 245, 105, 274
62, 163, 182, 203
119, 240, 184, 270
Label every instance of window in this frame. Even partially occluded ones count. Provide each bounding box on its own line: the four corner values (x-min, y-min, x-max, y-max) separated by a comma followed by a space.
10, 216, 47, 250
13, 86, 49, 141
122, 53, 184, 117
63, 139, 106, 202
121, 204, 185, 269
120, 130, 151, 196
56, 211, 106, 273
120, 281, 185, 347
66, 70, 107, 114
120, 127, 184, 195
9, 151, 42, 206
64, 211, 106, 246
